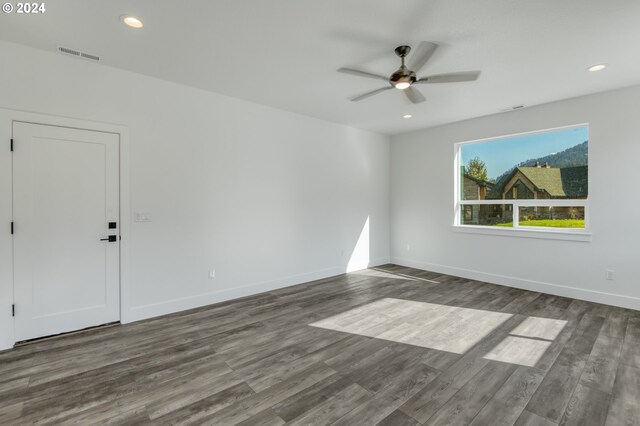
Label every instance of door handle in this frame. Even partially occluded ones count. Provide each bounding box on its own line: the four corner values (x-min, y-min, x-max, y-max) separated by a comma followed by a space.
100, 235, 118, 242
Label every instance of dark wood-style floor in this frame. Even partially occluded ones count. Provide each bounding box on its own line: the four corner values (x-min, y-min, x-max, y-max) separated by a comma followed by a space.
1, 265, 638, 425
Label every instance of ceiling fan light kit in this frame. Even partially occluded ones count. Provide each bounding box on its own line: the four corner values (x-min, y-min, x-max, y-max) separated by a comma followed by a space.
338, 41, 480, 104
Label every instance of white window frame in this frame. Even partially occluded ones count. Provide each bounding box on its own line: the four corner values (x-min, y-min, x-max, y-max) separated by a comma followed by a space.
453, 124, 591, 242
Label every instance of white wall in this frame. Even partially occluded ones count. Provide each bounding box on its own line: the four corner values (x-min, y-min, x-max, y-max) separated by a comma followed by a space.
0, 41, 390, 349
391, 85, 640, 310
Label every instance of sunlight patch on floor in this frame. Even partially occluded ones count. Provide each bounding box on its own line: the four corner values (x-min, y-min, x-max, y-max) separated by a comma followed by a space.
310, 298, 568, 367
350, 269, 418, 281
310, 298, 513, 354
510, 316, 567, 340
483, 336, 552, 367
482, 316, 567, 366
367, 268, 441, 283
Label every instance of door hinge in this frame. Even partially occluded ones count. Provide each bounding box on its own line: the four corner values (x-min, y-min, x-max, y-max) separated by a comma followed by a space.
10, 139, 13, 152
11, 222, 14, 235
12, 304, 15, 317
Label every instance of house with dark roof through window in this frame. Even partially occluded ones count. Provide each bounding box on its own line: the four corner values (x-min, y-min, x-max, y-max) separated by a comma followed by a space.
473, 163, 588, 225
488, 163, 588, 200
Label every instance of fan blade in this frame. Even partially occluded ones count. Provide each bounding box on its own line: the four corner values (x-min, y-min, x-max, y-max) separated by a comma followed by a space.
416, 71, 481, 84
404, 86, 426, 104
407, 41, 439, 74
338, 67, 389, 82
350, 86, 393, 102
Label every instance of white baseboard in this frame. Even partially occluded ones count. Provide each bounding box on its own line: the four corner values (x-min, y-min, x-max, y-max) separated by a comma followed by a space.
391, 256, 640, 311
123, 256, 390, 324
123, 266, 341, 323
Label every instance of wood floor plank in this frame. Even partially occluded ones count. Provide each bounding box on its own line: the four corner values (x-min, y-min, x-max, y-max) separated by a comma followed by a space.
330, 362, 440, 426
470, 366, 545, 426
0, 402, 23, 424
604, 363, 640, 426
533, 324, 575, 372
18, 347, 232, 421
374, 409, 422, 426
423, 361, 518, 426
149, 382, 255, 423
54, 406, 150, 426
271, 374, 353, 422
286, 383, 372, 426
193, 363, 336, 425
559, 383, 610, 426
619, 317, 640, 369
499, 290, 542, 314
525, 315, 605, 423
398, 356, 489, 423
579, 330, 623, 393
420, 348, 461, 371
355, 345, 431, 393
235, 408, 285, 426
515, 410, 558, 426
601, 308, 628, 339
322, 337, 390, 371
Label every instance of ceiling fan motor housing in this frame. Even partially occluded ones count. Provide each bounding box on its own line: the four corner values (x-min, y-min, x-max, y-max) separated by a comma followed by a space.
390, 66, 416, 88
390, 45, 416, 88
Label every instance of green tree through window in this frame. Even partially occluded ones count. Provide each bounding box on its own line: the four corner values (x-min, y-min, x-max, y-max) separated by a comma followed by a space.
466, 157, 488, 181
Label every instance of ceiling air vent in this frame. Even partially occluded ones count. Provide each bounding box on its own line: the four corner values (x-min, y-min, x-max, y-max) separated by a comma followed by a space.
80, 52, 100, 61
57, 46, 101, 62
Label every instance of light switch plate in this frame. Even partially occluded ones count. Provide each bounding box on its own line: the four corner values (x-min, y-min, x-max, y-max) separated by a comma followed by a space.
135, 212, 152, 222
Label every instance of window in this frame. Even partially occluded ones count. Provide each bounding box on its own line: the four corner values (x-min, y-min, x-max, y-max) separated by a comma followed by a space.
455, 125, 589, 236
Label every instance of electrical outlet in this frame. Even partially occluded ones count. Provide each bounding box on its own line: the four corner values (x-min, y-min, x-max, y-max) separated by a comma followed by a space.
340, 249, 344, 258
209, 269, 216, 279
605, 270, 614, 281
406, 244, 411, 252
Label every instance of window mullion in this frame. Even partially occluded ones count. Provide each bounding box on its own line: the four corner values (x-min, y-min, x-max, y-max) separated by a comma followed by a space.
513, 201, 520, 228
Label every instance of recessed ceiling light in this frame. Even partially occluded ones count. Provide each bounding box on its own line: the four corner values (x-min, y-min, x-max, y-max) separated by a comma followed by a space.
587, 64, 606, 72
403, 114, 413, 119
121, 15, 143, 28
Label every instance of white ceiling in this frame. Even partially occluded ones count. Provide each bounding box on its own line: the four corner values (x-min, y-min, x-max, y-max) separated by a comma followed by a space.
1, 0, 640, 135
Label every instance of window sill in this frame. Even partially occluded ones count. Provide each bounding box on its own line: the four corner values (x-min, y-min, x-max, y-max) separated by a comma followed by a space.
451, 225, 592, 242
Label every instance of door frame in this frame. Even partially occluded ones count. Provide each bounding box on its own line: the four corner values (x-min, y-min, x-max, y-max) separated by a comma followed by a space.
0, 108, 131, 350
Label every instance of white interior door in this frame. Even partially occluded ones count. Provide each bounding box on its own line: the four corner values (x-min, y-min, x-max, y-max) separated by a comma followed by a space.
12, 122, 120, 342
